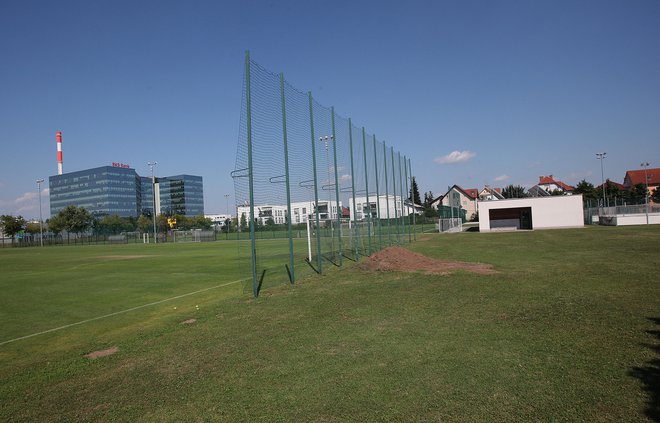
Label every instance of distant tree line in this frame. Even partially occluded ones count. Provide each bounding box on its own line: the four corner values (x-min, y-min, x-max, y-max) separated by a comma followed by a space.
1, 205, 217, 240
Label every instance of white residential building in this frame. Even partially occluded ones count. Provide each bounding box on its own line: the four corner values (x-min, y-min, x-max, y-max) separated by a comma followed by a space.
237, 200, 341, 226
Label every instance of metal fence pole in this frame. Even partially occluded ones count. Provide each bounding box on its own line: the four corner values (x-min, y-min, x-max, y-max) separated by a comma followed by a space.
280, 73, 295, 283
404, 154, 411, 243
409, 158, 416, 241
391, 146, 399, 244
348, 118, 358, 259
245, 51, 258, 297
331, 107, 342, 266
309, 92, 323, 274
373, 135, 382, 251
383, 141, 391, 246
362, 128, 372, 255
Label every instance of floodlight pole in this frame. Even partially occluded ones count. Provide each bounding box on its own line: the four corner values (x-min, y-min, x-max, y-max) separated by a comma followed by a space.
148, 161, 158, 243
596, 152, 606, 208
36, 178, 44, 247
224, 194, 230, 216
641, 162, 650, 225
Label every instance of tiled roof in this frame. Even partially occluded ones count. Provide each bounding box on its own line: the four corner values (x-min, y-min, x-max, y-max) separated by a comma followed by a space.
538, 175, 574, 191
624, 168, 660, 187
596, 179, 626, 191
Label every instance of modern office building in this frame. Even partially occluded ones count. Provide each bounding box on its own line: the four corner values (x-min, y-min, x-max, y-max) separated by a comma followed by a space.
49, 165, 204, 218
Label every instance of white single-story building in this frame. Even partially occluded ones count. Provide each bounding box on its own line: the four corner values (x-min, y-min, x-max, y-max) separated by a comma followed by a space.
478, 195, 584, 232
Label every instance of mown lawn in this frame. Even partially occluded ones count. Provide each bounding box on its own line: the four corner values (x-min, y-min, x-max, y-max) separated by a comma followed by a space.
1, 226, 658, 422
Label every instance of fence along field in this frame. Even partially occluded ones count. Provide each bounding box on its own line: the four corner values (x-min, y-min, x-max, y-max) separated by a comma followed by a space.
233, 52, 417, 297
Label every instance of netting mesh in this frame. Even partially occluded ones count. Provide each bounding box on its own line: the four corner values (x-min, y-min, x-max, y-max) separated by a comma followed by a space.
234, 54, 417, 296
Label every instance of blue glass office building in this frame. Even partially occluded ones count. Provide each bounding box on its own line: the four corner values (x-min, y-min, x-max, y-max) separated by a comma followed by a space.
157, 175, 204, 216
49, 166, 204, 218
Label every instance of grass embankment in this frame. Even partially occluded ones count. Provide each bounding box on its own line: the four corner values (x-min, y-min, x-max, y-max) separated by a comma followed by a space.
1, 226, 658, 422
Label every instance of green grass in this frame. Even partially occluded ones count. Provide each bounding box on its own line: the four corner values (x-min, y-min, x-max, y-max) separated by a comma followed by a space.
1, 226, 659, 422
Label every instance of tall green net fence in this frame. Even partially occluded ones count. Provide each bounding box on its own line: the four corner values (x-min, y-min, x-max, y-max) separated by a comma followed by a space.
234, 53, 417, 296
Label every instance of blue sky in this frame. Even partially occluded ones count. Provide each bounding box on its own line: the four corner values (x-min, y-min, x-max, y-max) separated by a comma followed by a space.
1, 0, 659, 218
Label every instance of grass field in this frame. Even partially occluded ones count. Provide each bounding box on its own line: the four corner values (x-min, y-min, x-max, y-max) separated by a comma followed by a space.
1, 226, 659, 421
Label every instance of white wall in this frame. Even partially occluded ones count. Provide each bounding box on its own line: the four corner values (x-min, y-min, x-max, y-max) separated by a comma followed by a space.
478, 195, 584, 232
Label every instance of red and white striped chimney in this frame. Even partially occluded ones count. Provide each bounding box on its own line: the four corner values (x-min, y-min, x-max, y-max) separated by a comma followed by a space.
56, 131, 63, 175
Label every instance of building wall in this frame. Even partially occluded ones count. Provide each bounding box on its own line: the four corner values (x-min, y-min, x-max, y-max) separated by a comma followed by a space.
478, 195, 584, 232
49, 166, 140, 218
49, 167, 203, 218
350, 195, 409, 221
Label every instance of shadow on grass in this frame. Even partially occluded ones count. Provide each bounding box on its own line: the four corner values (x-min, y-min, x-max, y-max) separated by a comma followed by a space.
630, 317, 660, 422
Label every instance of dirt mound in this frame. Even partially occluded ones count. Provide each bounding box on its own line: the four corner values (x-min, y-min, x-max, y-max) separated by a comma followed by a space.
359, 247, 496, 275
84, 346, 118, 359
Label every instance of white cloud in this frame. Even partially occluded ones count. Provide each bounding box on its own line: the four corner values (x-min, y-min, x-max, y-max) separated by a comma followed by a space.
434, 150, 476, 165
340, 174, 352, 183
14, 191, 37, 204
494, 174, 510, 182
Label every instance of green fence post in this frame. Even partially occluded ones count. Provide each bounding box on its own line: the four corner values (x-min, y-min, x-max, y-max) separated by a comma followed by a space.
404, 155, 411, 243
245, 51, 258, 297
362, 128, 372, 256
348, 118, 358, 259
409, 157, 416, 241
309, 92, 323, 274
373, 135, 383, 251
383, 141, 391, 246
391, 146, 399, 244
398, 151, 405, 243
280, 73, 295, 283
331, 107, 342, 266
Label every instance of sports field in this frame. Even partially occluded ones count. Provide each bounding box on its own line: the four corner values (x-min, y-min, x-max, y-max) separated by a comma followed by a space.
1, 226, 658, 421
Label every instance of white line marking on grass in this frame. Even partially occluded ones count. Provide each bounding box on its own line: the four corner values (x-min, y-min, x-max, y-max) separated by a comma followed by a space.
0, 279, 246, 347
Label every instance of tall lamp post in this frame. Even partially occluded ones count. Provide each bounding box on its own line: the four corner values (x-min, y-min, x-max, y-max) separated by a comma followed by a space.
641, 162, 650, 224
224, 194, 230, 233
36, 178, 44, 247
596, 152, 607, 208
148, 161, 158, 243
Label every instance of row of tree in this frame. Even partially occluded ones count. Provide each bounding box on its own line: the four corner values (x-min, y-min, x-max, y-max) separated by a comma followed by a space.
1, 205, 217, 240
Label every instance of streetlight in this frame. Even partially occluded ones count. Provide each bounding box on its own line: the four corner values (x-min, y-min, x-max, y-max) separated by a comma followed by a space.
596, 152, 607, 208
224, 194, 230, 216
641, 162, 650, 224
147, 161, 158, 243
36, 178, 44, 247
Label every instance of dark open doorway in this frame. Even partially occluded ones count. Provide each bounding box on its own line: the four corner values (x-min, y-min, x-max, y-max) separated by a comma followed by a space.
489, 207, 533, 230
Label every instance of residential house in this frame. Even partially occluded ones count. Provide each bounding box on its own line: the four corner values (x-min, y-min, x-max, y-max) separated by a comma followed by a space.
478, 186, 504, 201
529, 175, 575, 196
624, 167, 660, 202
432, 185, 479, 220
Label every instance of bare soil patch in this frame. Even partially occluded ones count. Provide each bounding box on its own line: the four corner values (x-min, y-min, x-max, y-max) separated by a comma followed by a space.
182, 319, 197, 325
84, 346, 118, 359
359, 247, 496, 275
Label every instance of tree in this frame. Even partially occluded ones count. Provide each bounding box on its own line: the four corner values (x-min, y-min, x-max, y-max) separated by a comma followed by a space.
0, 215, 26, 240
51, 206, 93, 235
97, 214, 132, 235
240, 213, 247, 232
423, 191, 435, 208
629, 183, 648, 204
574, 179, 596, 200
189, 215, 212, 230
409, 177, 421, 205
156, 214, 169, 232
137, 215, 152, 233
25, 221, 42, 234
502, 185, 527, 199
224, 218, 232, 233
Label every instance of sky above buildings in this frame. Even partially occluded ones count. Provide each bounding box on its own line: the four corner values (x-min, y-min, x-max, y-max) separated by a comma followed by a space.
1, 0, 659, 218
